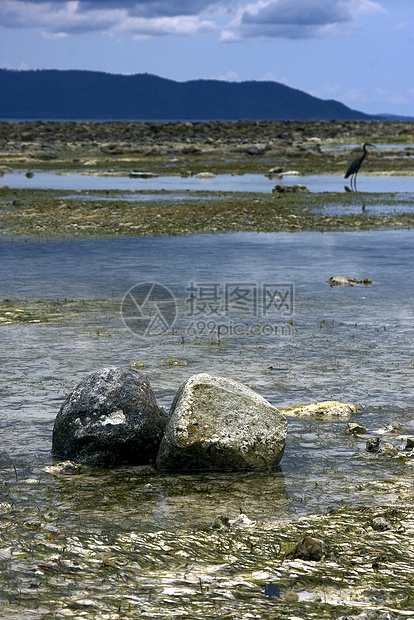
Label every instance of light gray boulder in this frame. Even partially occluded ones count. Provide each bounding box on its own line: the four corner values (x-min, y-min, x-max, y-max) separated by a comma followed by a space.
52, 366, 167, 466
156, 373, 287, 471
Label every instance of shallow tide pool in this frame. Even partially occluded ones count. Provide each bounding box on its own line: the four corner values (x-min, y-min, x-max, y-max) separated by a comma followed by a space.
2, 170, 413, 194
1, 230, 413, 618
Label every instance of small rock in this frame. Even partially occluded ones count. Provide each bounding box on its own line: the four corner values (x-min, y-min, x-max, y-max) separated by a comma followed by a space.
195, 171, 216, 179
272, 184, 309, 194
327, 276, 372, 287
284, 590, 299, 602
44, 461, 83, 475
293, 535, 325, 561
376, 422, 405, 435
281, 400, 358, 419
128, 171, 158, 179
346, 422, 367, 435
212, 514, 230, 530
228, 513, 256, 528
366, 437, 381, 453
405, 437, 414, 450
245, 145, 266, 156
264, 583, 280, 598
379, 442, 398, 456
128, 360, 146, 369
371, 516, 391, 531
182, 145, 202, 154
266, 166, 283, 178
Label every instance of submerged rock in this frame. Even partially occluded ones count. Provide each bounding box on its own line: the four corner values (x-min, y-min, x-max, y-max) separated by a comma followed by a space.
264, 583, 281, 598
281, 400, 359, 419
44, 460, 83, 475
366, 437, 381, 453
156, 373, 287, 471
346, 422, 367, 435
379, 441, 398, 457
52, 366, 167, 466
405, 437, 414, 451
365, 438, 399, 457
375, 422, 405, 435
292, 535, 325, 561
371, 516, 391, 531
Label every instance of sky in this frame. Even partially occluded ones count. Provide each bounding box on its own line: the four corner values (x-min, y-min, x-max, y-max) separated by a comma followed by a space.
0, 0, 413, 117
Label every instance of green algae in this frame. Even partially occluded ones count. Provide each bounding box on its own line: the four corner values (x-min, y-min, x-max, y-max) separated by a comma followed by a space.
0, 298, 119, 325
1, 464, 413, 619
0, 188, 413, 239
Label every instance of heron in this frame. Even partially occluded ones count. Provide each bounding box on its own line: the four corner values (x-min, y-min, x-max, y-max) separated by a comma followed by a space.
344, 143, 375, 191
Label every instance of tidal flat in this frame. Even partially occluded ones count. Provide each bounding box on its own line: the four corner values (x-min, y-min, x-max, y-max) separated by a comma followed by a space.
1, 119, 414, 238
1, 121, 414, 619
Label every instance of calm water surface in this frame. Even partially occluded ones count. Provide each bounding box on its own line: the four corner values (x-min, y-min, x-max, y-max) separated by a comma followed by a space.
2, 170, 413, 193
1, 230, 413, 528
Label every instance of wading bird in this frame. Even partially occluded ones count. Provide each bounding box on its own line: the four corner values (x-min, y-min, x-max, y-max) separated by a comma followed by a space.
344, 143, 375, 191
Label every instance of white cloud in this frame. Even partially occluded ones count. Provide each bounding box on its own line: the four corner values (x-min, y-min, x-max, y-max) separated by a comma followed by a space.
0, 0, 218, 36
122, 15, 215, 37
0, 0, 388, 40
0, 1, 124, 34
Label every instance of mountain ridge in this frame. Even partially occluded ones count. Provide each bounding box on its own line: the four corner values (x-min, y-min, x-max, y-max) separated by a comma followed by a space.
0, 68, 387, 121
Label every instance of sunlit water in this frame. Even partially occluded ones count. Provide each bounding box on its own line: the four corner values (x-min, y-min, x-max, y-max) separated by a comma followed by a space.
1, 230, 413, 531
2, 170, 413, 193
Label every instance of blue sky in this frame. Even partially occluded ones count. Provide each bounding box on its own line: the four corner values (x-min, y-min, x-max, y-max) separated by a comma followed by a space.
0, 0, 413, 116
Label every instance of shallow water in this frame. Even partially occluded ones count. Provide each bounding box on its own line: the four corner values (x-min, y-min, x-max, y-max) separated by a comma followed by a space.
1, 229, 413, 618
1, 231, 413, 492
2, 170, 413, 193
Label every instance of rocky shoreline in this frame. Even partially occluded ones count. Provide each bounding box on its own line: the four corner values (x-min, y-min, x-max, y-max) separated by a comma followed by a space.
1, 119, 413, 174
0, 120, 413, 238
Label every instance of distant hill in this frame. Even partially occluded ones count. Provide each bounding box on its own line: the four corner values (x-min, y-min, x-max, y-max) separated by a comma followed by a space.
0, 69, 380, 121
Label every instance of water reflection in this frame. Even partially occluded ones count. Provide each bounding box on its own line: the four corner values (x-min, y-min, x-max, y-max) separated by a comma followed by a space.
2, 170, 413, 194
48, 468, 288, 532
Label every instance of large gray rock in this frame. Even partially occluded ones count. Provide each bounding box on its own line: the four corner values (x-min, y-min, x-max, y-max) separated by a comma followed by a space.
156, 373, 287, 471
52, 366, 167, 466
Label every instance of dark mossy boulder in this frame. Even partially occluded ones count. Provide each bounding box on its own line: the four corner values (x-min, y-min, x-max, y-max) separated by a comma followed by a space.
52, 366, 167, 466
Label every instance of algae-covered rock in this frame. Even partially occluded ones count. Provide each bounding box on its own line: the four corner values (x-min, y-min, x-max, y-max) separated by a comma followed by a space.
52, 366, 167, 466
281, 400, 359, 420
292, 535, 325, 561
156, 373, 287, 471
346, 422, 367, 435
